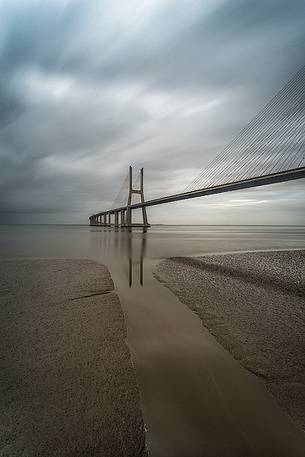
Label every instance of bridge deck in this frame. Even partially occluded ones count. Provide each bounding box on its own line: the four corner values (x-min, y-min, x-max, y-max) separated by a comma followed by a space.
91, 166, 305, 218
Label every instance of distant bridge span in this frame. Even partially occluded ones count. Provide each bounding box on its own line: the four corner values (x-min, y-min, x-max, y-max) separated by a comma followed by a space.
90, 64, 305, 227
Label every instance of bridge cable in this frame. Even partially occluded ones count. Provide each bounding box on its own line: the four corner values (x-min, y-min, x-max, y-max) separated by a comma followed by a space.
184, 64, 305, 193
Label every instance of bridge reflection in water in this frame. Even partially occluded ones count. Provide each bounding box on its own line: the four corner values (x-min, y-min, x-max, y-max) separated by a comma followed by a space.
93, 226, 148, 288
126, 228, 147, 287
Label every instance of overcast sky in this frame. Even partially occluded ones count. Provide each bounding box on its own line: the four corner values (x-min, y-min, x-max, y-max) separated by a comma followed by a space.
0, 0, 304, 225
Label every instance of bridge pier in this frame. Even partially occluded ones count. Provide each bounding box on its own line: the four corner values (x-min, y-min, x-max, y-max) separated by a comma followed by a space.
125, 206, 132, 226
114, 211, 119, 227
121, 210, 125, 226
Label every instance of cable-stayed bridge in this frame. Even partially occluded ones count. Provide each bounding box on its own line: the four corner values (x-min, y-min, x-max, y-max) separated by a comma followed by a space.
89, 65, 305, 227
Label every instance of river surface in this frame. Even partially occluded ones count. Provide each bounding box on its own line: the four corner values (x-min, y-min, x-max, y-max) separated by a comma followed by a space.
1, 224, 305, 456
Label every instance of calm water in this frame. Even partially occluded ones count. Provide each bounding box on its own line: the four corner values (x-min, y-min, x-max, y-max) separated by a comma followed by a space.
1, 224, 305, 457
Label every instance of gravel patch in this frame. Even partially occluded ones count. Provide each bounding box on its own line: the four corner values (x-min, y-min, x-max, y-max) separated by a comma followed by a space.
156, 250, 305, 430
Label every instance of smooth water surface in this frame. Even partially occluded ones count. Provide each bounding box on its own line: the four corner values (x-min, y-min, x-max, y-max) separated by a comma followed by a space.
1, 225, 305, 456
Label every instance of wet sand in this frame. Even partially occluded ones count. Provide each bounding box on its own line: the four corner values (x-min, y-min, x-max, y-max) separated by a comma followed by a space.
156, 250, 305, 431
0, 259, 146, 457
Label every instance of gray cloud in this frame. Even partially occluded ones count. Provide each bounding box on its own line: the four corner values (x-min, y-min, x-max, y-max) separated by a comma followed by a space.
0, 0, 304, 224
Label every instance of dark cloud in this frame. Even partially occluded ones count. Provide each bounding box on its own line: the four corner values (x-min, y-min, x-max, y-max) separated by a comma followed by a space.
0, 77, 25, 129
0, 0, 304, 224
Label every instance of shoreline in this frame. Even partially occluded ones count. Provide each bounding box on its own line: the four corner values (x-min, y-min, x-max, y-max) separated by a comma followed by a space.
0, 258, 147, 457
155, 249, 305, 431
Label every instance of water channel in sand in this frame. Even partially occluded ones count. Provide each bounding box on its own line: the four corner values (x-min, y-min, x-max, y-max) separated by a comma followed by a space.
1, 224, 305, 456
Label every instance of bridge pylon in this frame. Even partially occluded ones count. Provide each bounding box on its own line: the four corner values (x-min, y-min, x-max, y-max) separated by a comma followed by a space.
124, 166, 150, 228
89, 166, 150, 228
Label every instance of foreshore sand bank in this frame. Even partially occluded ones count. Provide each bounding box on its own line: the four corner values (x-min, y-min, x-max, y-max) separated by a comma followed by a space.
0, 259, 146, 457
156, 250, 305, 430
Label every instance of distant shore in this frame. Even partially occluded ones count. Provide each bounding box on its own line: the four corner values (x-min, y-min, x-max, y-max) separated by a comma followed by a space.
156, 250, 305, 430
0, 259, 146, 457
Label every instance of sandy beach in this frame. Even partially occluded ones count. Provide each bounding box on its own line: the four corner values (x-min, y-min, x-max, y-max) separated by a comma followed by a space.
156, 250, 305, 431
0, 259, 146, 457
